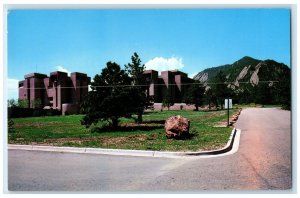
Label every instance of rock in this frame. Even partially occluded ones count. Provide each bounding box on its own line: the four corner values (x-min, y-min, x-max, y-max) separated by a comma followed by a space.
232, 116, 237, 121
194, 72, 208, 83
250, 62, 266, 87
165, 115, 190, 139
236, 65, 251, 81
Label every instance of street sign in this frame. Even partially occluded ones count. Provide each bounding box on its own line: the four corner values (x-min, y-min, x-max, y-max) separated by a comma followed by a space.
224, 99, 232, 109
225, 99, 232, 127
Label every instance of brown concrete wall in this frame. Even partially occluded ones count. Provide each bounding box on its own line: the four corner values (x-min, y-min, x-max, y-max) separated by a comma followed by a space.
160, 71, 170, 88
70, 72, 90, 106
18, 74, 47, 108
143, 69, 194, 103
144, 70, 159, 98
18, 71, 90, 115
175, 75, 182, 91
18, 80, 27, 102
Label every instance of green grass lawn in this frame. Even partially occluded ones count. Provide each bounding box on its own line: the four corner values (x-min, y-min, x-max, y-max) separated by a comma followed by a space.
9, 109, 239, 151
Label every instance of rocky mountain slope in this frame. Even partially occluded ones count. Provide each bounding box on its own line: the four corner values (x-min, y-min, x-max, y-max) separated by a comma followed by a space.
193, 56, 290, 90
193, 56, 291, 107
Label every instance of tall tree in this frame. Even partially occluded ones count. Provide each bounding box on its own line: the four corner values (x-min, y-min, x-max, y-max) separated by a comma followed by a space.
81, 61, 132, 128
125, 52, 145, 85
184, 81, 206, 111
7, 99, 17, 108
211, 71, 230, 109
125, 52, 153, 123
162, 90, 174, 111
254, 83, 272, 105
276, 77, 291, 110
204, 87, 217, 109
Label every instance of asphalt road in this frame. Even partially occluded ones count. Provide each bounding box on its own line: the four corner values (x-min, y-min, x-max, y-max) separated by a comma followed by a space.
8, 108, 292, 192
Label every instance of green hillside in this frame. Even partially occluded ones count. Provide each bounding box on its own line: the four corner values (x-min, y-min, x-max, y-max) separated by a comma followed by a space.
193, 56, 291, 108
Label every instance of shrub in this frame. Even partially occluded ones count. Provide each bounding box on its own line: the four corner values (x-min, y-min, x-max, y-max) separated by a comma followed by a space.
8, 119, 15, 133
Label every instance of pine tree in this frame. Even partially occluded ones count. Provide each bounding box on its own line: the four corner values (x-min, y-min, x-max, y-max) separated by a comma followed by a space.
184, 81, 206, 111
162, 91, 174, 110
81, 61, 132, 128
125, 52, 153, 123
211, 71, 230, 109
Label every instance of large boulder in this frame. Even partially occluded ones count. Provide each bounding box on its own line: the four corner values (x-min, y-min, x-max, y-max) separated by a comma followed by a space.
165, 115, 190, 139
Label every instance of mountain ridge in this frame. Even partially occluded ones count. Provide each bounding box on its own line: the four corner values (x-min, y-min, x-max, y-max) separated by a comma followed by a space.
193, 56, 290, 107
193, 56, 290, 88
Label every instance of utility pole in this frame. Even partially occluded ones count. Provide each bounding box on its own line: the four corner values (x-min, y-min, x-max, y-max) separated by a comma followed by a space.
227, 98, 230, 127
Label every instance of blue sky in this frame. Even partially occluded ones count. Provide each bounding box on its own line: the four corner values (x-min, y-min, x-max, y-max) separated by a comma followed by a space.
7, 9, 290, 99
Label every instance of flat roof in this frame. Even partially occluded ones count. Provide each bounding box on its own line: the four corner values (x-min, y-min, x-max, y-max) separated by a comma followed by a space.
24, 73, 47, 79
50, 71, 68, 76
71, 72, 88, 77
143, 69, 158, 74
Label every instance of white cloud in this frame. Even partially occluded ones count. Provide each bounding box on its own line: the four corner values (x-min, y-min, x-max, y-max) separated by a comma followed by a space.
55, 66, 71, 76
145, 57, 184, 73
7, 78, 19, 100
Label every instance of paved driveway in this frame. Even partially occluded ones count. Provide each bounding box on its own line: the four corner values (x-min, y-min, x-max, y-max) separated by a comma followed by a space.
8, 108, 292, 191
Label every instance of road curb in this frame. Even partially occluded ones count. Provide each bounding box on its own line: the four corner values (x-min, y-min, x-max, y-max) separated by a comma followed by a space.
183, 127, 237, 156
8, 128, 240, 158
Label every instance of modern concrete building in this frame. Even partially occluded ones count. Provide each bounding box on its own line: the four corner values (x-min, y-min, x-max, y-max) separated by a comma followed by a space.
143, 69, 194, 103
18, 71, 90, 115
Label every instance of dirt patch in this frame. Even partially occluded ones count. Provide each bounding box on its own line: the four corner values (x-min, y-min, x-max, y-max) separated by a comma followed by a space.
214, 109, 242, 127
193, 112, 222, 121
101, 135, 148, 146
214, 121, 227, 127
15, 122, 73, 128
121, 123, 162, 127
30, 134, 150, 146
36, 137, 90, 145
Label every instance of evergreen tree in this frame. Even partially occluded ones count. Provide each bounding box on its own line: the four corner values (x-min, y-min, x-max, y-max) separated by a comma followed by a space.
211, 71, 230, 109
162, 90, 174, 110
125, 52, 145, 85
8, 119, 15, 133
125, 52, 153, 123
81, 61, 132, 128
237, 88, 251, 104
277, 66, 291, 109
204, 87, 217, 109
184, 81, 206, 111
254, 83, 272, 105
7, 99, 17, 108
277, 78, 291, 110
